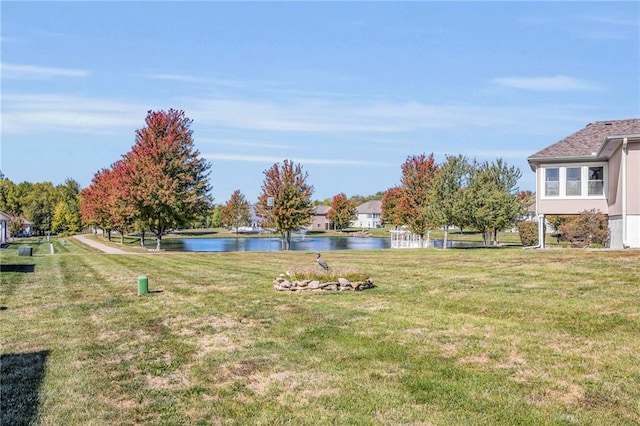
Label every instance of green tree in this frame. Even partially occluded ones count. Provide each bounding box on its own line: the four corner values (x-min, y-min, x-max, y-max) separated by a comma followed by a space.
52, 178, 82, 234
23, 182, 59, 236
221, 190, 251, 234
210, 205, 223, 228
327, 193, 357, 231
428, 155, 471, 249
256, 160, 314, 250
122, 109, 212, 250
465, 159, 522, 246
398, 153, 438, 245
0, 176, 20, 215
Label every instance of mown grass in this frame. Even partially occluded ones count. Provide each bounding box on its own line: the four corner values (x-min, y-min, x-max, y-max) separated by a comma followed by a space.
1, 239, 640, 425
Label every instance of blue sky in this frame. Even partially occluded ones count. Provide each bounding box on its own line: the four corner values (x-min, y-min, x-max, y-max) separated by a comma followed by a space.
2, 1, 638, 203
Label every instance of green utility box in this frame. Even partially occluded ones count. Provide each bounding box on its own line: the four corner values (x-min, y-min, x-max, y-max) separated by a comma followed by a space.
18, 246, 33, 257
137, 275, 148, 295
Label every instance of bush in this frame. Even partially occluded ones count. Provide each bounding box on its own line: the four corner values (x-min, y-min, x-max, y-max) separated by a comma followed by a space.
516, 221, 539, 247
557, 209, 608, 248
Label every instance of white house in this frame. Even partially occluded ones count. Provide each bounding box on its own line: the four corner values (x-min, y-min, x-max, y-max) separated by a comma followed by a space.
351, 200, 382, 229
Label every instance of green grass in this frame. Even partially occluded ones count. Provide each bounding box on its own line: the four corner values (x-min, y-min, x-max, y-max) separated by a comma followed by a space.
2, 239, 640, 424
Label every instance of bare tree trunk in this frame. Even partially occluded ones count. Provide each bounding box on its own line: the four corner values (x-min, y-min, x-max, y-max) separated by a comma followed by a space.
443, 225, 449, 250
281, 231, 291, 250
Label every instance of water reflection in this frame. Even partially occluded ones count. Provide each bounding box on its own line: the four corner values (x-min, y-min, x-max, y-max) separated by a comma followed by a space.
156, 236, 392, 252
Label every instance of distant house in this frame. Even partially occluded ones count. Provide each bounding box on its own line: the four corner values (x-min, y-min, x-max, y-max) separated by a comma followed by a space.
527, 118, 640, 249
308, 205, 332, 231
351, 200, 382, 229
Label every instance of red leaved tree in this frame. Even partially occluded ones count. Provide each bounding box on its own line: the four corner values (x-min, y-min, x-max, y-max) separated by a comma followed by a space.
255, 160, 314, 250
399, 153, 438, 245
381, 186, 404, 229
221, 189, 251, 234
122, 109, 211, 251
80, 161, 138, 243
80, 167, 116, 240
326, 193, 357, 231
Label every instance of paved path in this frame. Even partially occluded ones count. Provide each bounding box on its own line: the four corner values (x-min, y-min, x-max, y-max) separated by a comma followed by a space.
73, 235, 129, 254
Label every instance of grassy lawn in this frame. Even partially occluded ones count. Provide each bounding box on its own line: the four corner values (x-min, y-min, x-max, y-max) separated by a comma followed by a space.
2, 239, 639, 424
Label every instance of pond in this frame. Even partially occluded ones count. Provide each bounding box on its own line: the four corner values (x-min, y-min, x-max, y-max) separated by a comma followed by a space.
151, 236, 484, 252
154, 236, 390, 252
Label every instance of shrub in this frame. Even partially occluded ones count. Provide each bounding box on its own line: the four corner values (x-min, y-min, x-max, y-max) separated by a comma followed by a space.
558, 209, 608, 248
516, 221, 539, 247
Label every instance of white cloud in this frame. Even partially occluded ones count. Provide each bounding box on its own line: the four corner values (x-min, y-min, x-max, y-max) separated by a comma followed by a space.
186, 97, 524, 134
493, 75, 599, 91
203, 153, 392, 167
147, 73, 209, 84
197, 137, 294, 150
1, 62, 89, 79
1, 93, 143, 134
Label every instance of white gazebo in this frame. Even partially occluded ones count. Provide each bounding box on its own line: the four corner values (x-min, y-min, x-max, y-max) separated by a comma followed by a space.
390, 229, 431, 249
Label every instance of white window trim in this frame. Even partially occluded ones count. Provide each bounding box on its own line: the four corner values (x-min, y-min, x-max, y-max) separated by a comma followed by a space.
540, 163, 607, 200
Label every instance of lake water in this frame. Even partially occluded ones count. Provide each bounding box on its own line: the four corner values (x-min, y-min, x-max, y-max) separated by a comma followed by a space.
154, 236, 483, 252
155, 236, 390, 252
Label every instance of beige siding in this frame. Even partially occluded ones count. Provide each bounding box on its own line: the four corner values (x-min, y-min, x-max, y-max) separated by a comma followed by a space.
628, 144, 640, 215
536, 198, 609, 215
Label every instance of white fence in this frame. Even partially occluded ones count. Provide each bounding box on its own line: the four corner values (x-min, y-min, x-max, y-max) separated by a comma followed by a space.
390, 230, 431, 249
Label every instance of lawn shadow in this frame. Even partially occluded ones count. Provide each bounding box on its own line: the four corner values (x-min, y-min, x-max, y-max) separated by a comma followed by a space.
0, 264, 36, 273
1, 350, 50, 425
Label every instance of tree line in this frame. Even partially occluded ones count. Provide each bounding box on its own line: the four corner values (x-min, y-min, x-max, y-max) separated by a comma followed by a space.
381, 153, 530, 248
2, 109, 531, 250
0, 173, 82, 238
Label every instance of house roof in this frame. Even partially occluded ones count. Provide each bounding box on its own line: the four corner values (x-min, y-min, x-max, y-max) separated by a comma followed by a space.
356, 200, 382, 214
313, 205, 331, 215
528, 119, 640, 164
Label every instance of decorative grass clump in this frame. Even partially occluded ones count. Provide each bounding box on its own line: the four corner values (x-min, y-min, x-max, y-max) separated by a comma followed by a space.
285, 266, 370, 283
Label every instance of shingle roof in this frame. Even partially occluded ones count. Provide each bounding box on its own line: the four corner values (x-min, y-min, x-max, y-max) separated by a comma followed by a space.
528, 118, 640, 160
357, 200, 382, 214
313, 205, 331, 215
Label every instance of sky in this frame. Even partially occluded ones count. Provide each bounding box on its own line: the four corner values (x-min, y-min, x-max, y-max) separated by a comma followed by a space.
1, 1, 639, 204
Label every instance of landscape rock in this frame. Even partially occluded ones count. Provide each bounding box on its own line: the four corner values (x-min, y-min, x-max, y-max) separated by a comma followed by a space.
273, 277, 374, 292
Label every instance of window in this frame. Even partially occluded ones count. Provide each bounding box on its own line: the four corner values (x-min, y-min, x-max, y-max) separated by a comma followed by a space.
545, 168, 559, 196
541, 164, 606, 198
588, 166, 604, 196
566, 167, 582, 196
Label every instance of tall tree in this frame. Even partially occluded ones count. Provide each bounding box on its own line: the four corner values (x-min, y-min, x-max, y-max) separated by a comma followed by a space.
256, 160, 314, 250
52, 178, 82, 235
210, 205, 223, 228
428, 155, 471, 249
398, 153, 439, 245
23, 182, 58, 236
0, 176, 22, 216
327, 193, 357, 231
381, 186, 404, 229
80, 167, 115, 240
122, 109, 212, 250
221, 190, 251, 234
465, 159, 522, 246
